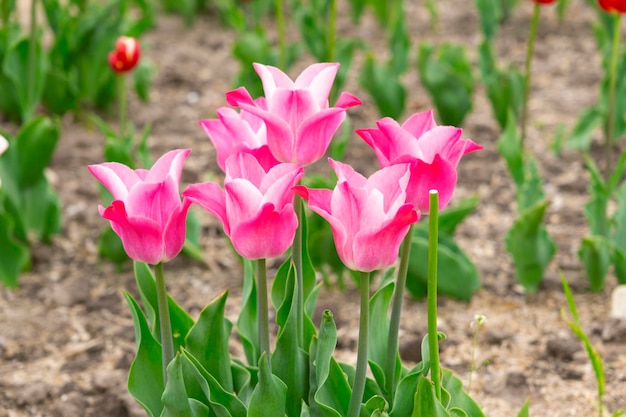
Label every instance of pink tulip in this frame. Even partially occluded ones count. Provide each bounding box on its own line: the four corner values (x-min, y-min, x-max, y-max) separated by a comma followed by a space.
183, 152, 304, 260
226, 62, 361, 166
88, 149, 192, 264
200, 100, 280, 172
295, 159, 419, 272
356, 110, 482, 211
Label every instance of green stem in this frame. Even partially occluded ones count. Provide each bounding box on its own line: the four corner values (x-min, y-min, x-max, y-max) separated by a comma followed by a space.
427, 191, 441, 400
293, 195, 304, 348
384, 223, 414, 400
257, 258, 271, 367
155, 262, 175, 384
26, 0, 37, 122
521, 2, 540, 145
275, 0, 286, 69
347, 271, 370, 417
117, 74, 127, 140
327, 0, 336, 62
606, 13, 621, 178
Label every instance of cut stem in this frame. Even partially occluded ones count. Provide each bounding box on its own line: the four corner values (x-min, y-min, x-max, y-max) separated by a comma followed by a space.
521, 2, 540, 145
427, 190, 441, 400
347, 271, 370, 417
384, 223, 415, 400
605, 13, 621, 178
257, 258, 271, 367
154, 262, 175, 384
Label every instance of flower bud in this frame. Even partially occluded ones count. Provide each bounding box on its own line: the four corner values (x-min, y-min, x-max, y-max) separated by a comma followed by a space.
108, 36, 141, 73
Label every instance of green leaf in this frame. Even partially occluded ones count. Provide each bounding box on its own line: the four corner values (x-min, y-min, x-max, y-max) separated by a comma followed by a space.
475, 0, 502, 40
133, 58, 154, 102
368, 278, 395, 391
162, 355, 195, 417
248, 354, 288, 417
407, 229, 480, 301
412, 377, 450, 417
133, 262, 195, 350
578, 235, 611, 292
124, 292, 164, 417
583, 154, 609, 236
0, 196, 30, 288
516, 399, 530, 417
612, 182, 626, 253
504, 200, 556, 294
517, 156, 545, 212
438, 196, 479, 236
566, 106, 603, 151
185, 291, 234, 392
496, 111, 524, 188
359, 54, 406, 119
237, 258, 259, 366
441, 370, 484, 416
389, 366, 428, 417
14, 116, 59, 188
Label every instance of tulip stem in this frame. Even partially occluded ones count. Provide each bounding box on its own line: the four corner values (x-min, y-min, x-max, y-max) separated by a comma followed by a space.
117, 74, 128, 141
427, 190, 441, 400
521, 2, 540, 146
27, 0, 37, 122
327, 0, 336, 62
257, 258, 271, 367
347, 271, 370, 417
606, 13, 621, 178
384, 223, 414, 401
154, 262, 175, 384
293, 195, 304, 349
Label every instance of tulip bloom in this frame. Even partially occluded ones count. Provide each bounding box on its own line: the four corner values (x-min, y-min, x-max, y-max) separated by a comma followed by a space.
226, 62, 361, 166
295, 160, 419, 272
88, 149, 192, 264
199, 102, 279, 172
532, 0, 557, 4
183, 152, 304, 260
598, 0, 626, 12
356, 110, 482, 211
108, 36, 141, 73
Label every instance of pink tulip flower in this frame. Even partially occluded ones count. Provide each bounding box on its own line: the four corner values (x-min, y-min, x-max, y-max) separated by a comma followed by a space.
183, 152, 304, 260
225, 62, 361, 166
295, 160, 419, 272
88, 149, 192, 264
356, 110, 482, 211
200, 100, 280, 172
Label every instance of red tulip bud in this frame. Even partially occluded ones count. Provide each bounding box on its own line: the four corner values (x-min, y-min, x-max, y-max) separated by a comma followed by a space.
108, 36, 141, 73
598, 0, 626, 12
532, 0, 558, 4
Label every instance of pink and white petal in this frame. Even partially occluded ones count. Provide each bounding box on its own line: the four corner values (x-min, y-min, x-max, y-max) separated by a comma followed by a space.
375, 118, 425, 163
334, 92, 362, 109
413, 126, 463, 164
406, 156, 457, 212
199, 118, 235, 171
219, 107, 267, 149
294, 108, 346, 166
446, 138, 483, 167
254, 63, 295, 98
261, 163, 304, 207
328, 159, 367, 188
296, 63, 339, 108
249, 145, 281, 172
183, 182, 229, 234
125, 178, 181, 229
225, 152, 266, 188
355, 128, 394, 167
268, 89, 320, 131
145, 149, 191, 184
353, 204, 418, 272
225, 179, 265, 223
88, 163, 141, 200
162, 199, 192, 262
401, 110, 437, 138
366, 163, 411, 212
238, 103, 295, 163
230, 203, 298, 259
101, 200, 164, 264
226, 86, 257, 107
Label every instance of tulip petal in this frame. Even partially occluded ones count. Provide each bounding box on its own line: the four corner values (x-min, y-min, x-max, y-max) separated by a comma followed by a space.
125, 177, 181, 228
183, 182, 230, 234
334, 92, 362, 109
88, 162, 142, 200
226, 86, 256, 107
295, 63, 339, 108
328, 159, 367, 188
401, 110, 437, 138
254, 63, 295, 97
225, 179, 265, 225
230, 203, 298, 259
239, 103, 295, 163
406, 156, 457, 211
144, 148, 190, 184
225, 152, 266, 188
101, 200, 163, 264
163, 199, 192, 261
295, 108, 347, 166
261, 163, 304, 207
412, 126, 463, 164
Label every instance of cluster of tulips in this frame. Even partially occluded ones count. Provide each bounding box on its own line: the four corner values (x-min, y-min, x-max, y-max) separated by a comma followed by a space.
88, 62, 482, 416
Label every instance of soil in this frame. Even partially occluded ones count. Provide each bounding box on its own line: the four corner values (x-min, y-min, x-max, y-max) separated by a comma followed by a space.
1, 1, 626, 416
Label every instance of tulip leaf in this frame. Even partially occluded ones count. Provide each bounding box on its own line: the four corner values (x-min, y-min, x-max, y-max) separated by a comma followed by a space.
237, 258, 259, 366
578, 235, 611, 292
407, 229, 480, 301
566, 106, 603, 151
583, 154, 610, 237
248, 354, 288, 417
133, 262, 195, 350
496, 111, 524, 188
412, 377, 450, 417
124, 292, 164, 417
389, 362, 429, 417
185, 290, 234, 392
504, 200, 556, 294
441, 370, 484, 416
0, 197, 29, 288
475, 0, 502, 40
162, 355, 210, 417
438, 196, 479, 236
368, 277, 395, 391
13, 116, 59, 188
516, 399, 530, 417
359, 54, 406, 119
516, 156, 545, 212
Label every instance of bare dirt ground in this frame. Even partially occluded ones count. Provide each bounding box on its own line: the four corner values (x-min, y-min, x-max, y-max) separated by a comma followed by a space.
1, 1, 626, 416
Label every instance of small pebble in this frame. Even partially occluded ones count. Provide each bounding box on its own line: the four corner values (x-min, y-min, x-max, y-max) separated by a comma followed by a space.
610, 285, 626, 319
